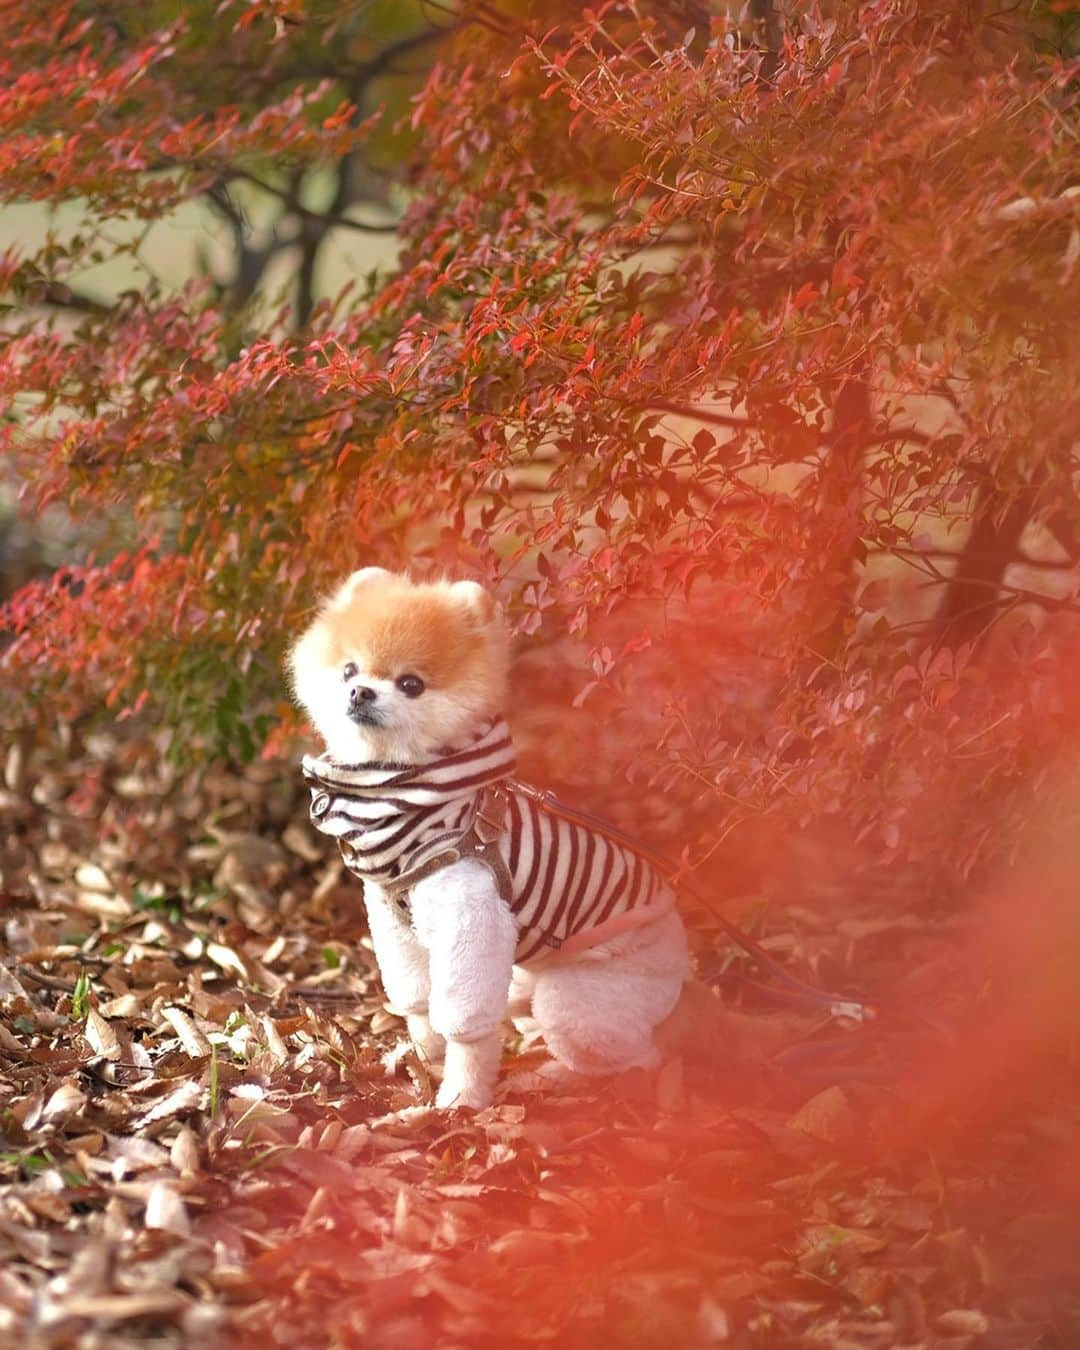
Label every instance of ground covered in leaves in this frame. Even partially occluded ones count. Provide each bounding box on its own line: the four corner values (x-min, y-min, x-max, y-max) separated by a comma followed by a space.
2, 729, 1078, 1349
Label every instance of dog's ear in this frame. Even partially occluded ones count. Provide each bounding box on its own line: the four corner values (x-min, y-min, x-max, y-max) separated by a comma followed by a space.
328, 567, 394, 610
450, 579, 498, 626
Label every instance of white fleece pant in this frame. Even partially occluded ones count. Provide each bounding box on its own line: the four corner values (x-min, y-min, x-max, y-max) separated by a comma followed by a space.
363, 860, 689, 1109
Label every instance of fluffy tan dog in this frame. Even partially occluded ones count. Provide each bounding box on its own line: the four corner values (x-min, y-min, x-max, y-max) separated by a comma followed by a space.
289, 569, 688, 1108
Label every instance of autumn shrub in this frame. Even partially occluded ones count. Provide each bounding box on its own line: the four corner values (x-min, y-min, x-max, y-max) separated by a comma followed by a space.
1, 0, 1078, 901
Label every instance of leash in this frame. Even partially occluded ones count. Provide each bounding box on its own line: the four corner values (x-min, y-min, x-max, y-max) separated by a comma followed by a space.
506, 779, 876, 1025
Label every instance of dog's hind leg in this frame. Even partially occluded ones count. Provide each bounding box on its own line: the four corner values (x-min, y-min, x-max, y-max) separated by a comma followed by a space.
529, 910, 689, 1076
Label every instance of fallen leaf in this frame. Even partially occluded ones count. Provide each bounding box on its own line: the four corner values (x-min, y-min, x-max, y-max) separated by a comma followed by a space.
697, 1295, 731, 1342
161, 1006, 212, 1058
787, 1087, 855, 1144
41, 1080, 87, 1123
135, 1080, 204, 1129
145, 1182, 191, 1236
84, 1008, 122, 1061
937, 1309, 990, 1336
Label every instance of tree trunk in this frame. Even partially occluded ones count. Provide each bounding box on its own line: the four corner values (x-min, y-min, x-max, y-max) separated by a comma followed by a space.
751, 0, 783, 82
808, 371, 872, 660
936, 493, 1029, 643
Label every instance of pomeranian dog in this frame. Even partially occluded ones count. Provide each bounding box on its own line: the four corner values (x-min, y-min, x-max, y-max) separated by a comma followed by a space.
288, 568, 689, 1109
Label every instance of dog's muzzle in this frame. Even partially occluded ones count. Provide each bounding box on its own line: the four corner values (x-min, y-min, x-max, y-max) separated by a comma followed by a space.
348, 685, 381, 725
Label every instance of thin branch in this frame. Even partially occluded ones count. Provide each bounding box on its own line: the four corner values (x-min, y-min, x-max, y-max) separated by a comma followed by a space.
225, 167, 398, 234
921, 565, 1080, 615
220, 21, 457, 97
422, 0, 512, 35
864, 427, 935, 448
337, 22, 459, 97
635, 401, 750, 430
878, 545, 1078, 573
635, 401, 937, 450
34, 283, 111, 316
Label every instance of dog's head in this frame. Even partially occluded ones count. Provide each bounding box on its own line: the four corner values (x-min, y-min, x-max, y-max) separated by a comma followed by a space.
287, 568, 510, 763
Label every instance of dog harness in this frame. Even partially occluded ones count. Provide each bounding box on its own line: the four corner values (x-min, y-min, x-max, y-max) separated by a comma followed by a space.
302, 718, 675, 965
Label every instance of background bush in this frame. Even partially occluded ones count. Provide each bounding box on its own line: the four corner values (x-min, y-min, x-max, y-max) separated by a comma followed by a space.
2, 0, 1078, 904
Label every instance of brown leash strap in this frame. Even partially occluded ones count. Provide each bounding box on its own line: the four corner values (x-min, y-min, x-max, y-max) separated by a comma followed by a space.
506, 778, 875, 1024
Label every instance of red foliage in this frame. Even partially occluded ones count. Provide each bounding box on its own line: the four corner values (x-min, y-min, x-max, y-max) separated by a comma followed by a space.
1, 0, 1078, 899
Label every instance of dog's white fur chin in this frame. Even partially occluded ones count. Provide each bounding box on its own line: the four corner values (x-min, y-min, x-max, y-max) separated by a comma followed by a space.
316, 694, 492, 765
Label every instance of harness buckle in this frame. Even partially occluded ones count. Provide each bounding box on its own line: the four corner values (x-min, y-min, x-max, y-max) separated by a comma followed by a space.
829, 999, 877, 1024
472, 787, 507, 844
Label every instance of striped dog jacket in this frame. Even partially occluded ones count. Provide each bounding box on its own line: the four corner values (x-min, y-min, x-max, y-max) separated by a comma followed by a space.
302, 718, 675, 965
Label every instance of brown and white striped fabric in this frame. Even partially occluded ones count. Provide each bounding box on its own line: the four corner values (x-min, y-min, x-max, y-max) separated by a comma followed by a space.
302, 718, 675, 965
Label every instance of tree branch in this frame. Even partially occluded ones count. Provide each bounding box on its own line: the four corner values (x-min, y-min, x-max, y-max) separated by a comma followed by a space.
224, 168, 397, 234
751, 0, 783, 82
204, 179, 293, 310
635, 400, 935, 451
876, 545, 1078, 572
421, 0, 512, 36
34, 283, 111, 316
636, 401, 750, 431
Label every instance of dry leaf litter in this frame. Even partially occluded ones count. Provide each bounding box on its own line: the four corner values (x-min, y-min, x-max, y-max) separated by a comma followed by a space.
1, 726, 1078, 1349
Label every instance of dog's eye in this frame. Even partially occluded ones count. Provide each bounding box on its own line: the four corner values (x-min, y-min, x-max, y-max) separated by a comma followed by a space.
396, 673, 425, 698
342, 662, 358, 682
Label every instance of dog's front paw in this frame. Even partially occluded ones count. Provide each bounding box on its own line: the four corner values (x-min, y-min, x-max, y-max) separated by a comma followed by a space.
434, 1077, 492, 1111
434, 1034, 502, 1111
406, 1013, 446, 1066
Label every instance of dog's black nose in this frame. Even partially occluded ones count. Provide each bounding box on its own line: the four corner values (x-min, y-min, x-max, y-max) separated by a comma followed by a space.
349, 685, 377, 707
